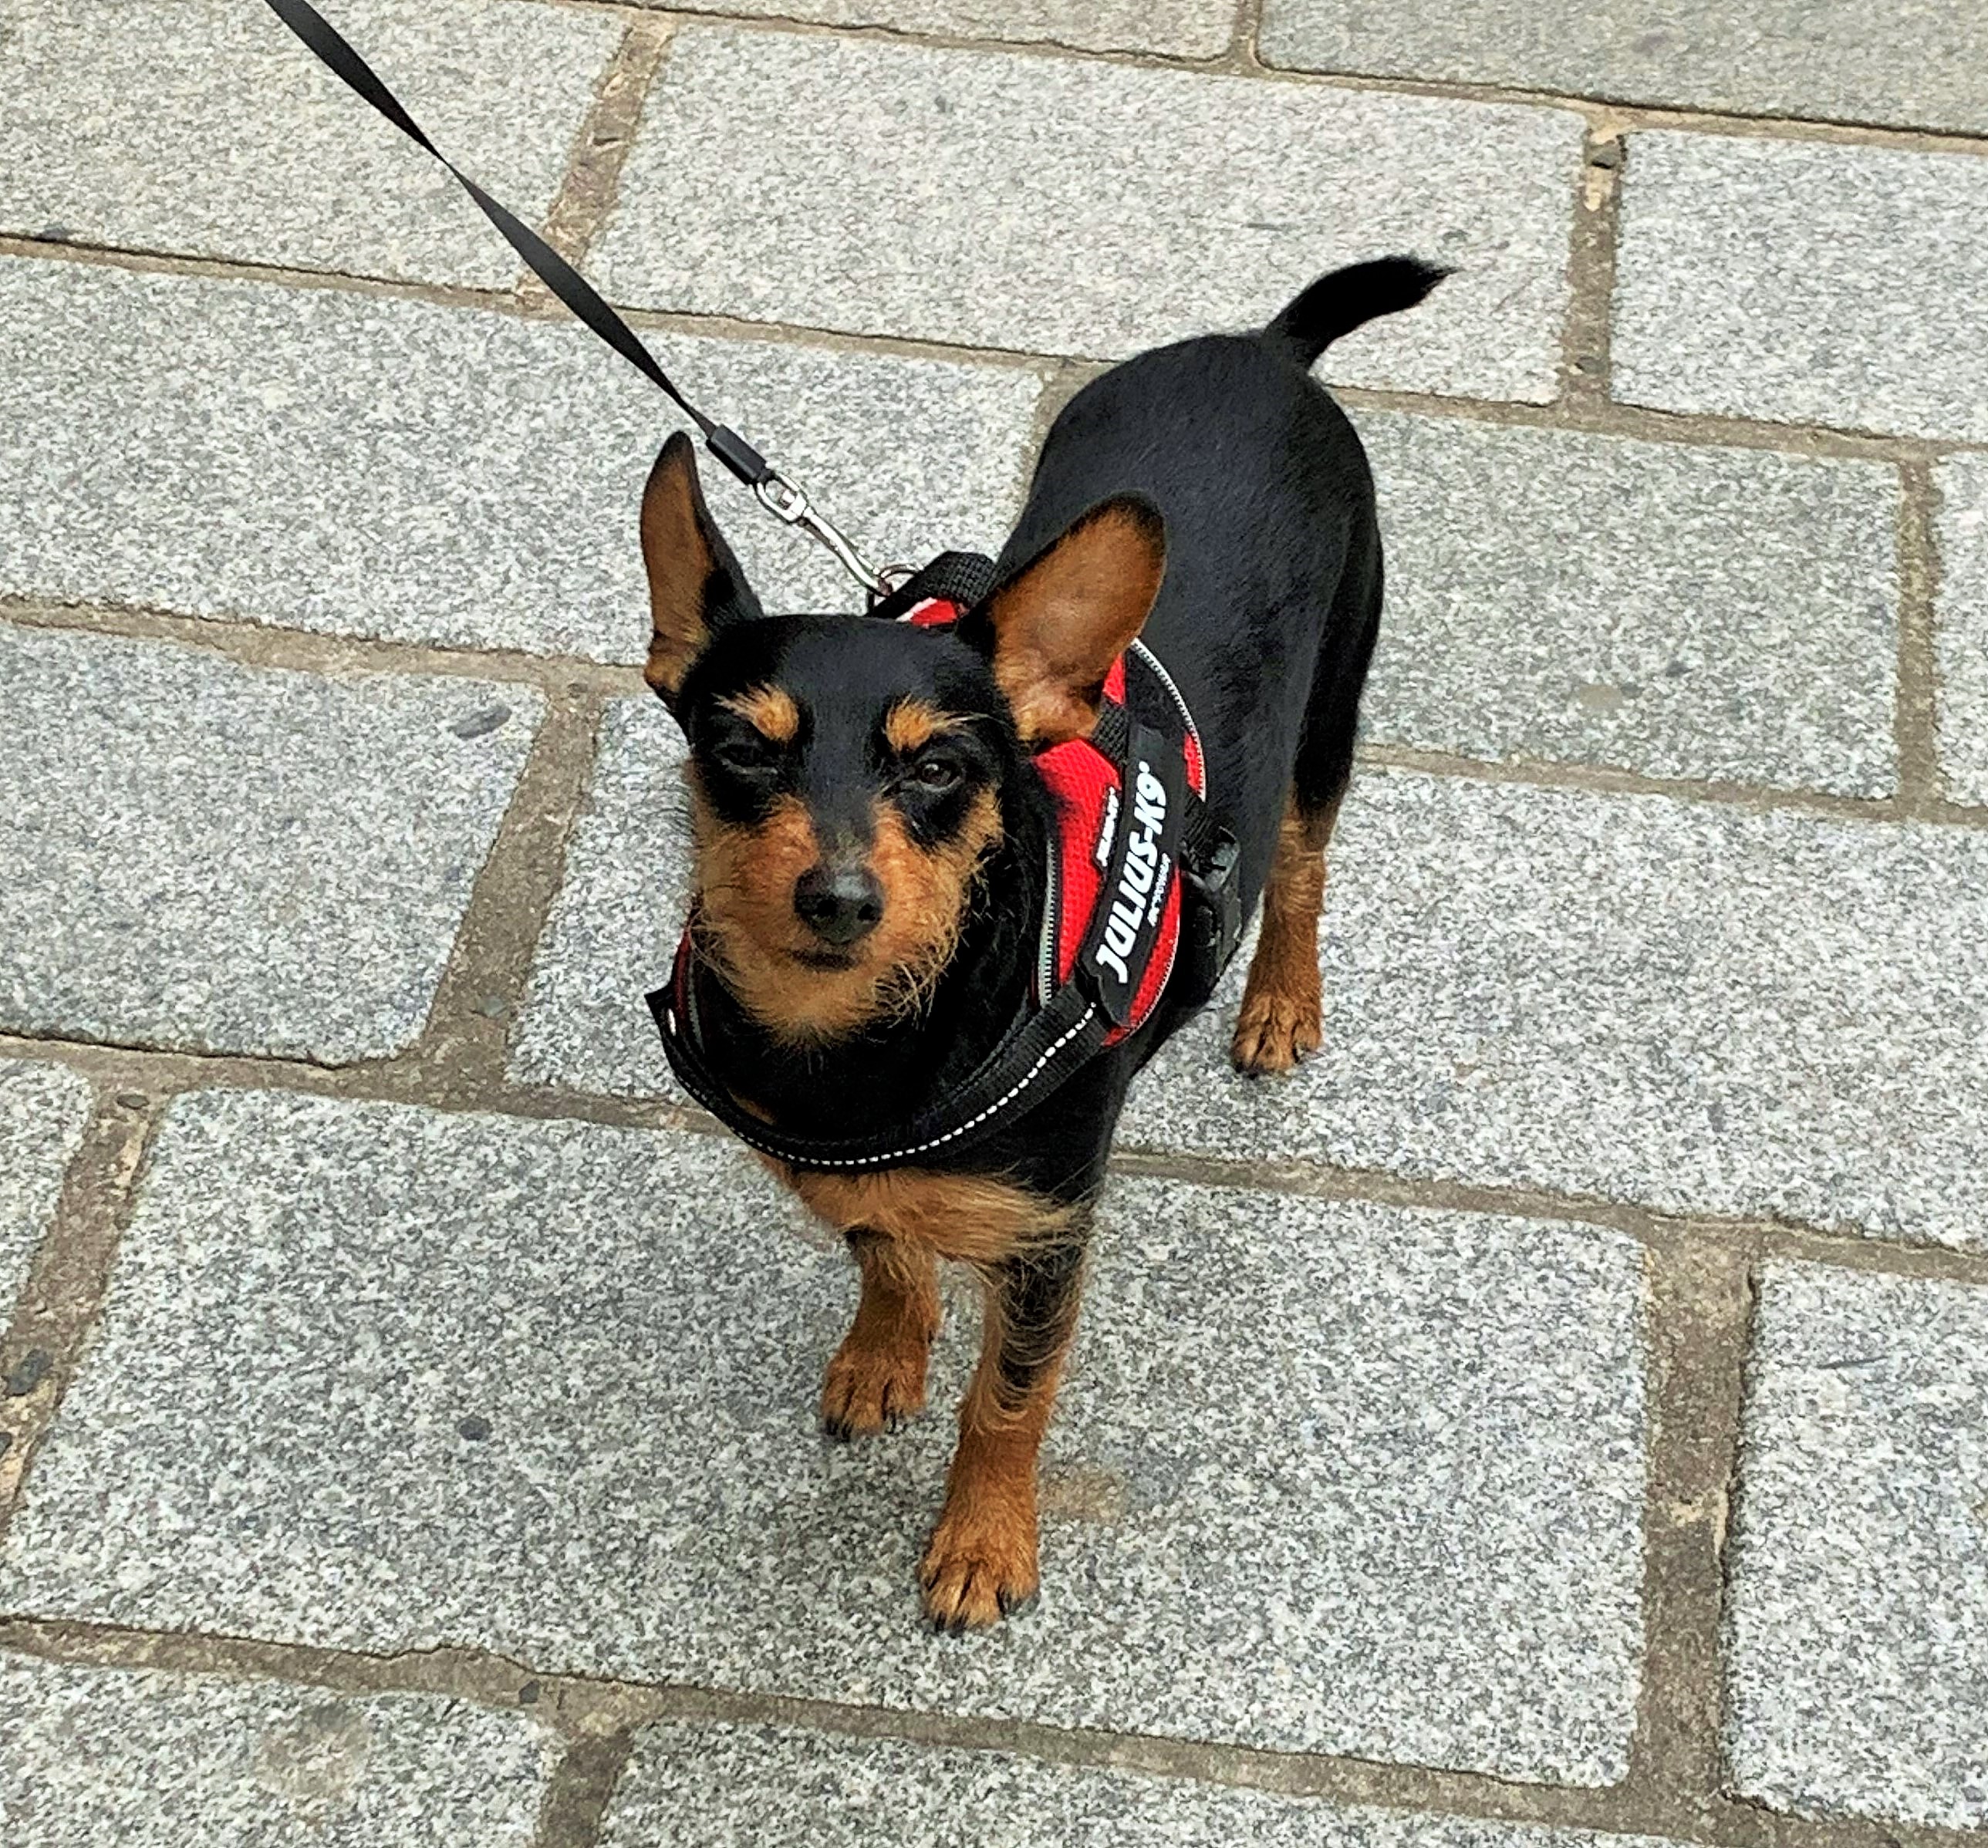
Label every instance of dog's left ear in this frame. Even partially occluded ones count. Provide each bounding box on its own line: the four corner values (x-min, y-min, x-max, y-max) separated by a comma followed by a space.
640, 430, 764, 708
968, 496, 1166, 746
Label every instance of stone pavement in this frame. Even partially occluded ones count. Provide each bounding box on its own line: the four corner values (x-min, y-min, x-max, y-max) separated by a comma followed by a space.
0, 0, 1984, 1842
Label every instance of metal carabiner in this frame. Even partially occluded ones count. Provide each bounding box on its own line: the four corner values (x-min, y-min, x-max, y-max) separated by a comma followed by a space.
751, 472, 916, 607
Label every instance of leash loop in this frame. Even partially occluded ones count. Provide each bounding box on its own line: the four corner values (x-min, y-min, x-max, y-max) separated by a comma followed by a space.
259, 0, 899, 600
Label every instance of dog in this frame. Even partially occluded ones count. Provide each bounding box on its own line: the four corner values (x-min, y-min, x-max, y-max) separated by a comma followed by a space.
637, 257, 1446, 1630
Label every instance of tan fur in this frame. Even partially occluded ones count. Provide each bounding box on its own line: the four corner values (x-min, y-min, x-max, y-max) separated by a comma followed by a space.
919, 1287, 1075, 1630
1231, 791, 1342, 1074
882, 696, 964, 754
693, 785, 1002, 1047
787, 1166, 1079, 1607
780, 1165, 1072, 1266
983, 499, 1167, 744
640, 434, 720, 700
722, 683, 800, 744
820, 1232, 942, 1437
750, 938, 1085, 1631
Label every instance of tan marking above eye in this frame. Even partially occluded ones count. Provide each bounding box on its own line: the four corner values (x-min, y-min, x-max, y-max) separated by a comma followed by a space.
721, 684, 801, 744
883, 697, 967, 756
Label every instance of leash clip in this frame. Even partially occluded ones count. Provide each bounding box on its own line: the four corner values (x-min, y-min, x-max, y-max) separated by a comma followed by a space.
752, 472, 916, 605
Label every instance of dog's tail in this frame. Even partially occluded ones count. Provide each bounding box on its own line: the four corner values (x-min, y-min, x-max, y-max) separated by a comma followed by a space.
1261, 256, 1450, 368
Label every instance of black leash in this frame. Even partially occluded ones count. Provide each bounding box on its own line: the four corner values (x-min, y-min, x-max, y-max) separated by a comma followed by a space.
260, 0, 907, 598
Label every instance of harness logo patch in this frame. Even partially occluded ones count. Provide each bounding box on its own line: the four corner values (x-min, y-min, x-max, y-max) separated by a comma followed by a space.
1094, 761, 1169, 988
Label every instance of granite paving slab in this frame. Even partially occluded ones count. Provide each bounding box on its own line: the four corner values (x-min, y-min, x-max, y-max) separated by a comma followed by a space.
0, 1061, 94, 1327
1613, 133, 1988, 443
596, 26, 1585, 402
605, 1719, 1689, 1846
508, 699, 683, 1097
0, 258, 1041, 661
1258, 0, 1988, 137
1935, 456, 1988, 807
0, 1090, 1648, 1786
653, 0, 1237, 58
0, 0, 620, 292
0, 1653, 552, 1845
1358, 411, 1898, 794
1724, 1264, 1988, 1829
1121, 772, 1988, 1251
0, 626, 542, 1063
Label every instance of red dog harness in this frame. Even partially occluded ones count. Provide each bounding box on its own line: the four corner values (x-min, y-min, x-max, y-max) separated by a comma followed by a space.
906, 595, 1206, 1043
650, 555, 1240, 1172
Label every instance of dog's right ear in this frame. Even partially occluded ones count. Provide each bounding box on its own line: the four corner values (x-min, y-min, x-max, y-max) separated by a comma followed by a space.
967, 496, 1166, 747
640, 431, 763, 706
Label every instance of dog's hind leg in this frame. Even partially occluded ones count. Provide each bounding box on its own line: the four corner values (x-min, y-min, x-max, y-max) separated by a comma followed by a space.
1230, 514, 1382, 1076
821, 1228, 941, 1439
920, 1229, 1087, 1631
1231, 790, 1342, 1074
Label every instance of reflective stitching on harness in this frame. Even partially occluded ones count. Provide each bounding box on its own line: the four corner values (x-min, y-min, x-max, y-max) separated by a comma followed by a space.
1035, 835, 1059, 1008
661, 995, 1099, 1170
1130, 639, 1207, 800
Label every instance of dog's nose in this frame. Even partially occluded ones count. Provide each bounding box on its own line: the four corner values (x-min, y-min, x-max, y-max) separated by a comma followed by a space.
793, 864, 884, 947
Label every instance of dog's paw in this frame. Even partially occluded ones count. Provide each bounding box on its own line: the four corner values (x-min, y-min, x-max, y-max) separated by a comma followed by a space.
919, 1504, 1038, 1633
1230, 992, 1321, 1074
821, 1337, 928, 1440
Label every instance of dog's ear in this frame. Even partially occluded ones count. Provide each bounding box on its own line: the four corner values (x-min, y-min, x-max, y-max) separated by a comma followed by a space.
969, 497, 1166, 746
640, 431, 764, 705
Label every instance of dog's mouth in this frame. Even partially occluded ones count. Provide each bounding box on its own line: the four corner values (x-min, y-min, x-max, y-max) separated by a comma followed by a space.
791, 945, 861, 971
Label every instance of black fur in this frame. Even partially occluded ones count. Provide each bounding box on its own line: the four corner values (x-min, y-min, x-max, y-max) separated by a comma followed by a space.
663, 258, 1443, 1442
1261, 255, 1450, 368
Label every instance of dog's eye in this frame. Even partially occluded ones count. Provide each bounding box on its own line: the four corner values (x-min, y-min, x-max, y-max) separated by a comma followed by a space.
712, 732, 779, 777
910, 755, 961, 793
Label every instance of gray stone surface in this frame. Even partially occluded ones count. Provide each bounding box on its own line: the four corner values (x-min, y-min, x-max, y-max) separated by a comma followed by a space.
1614, 133, 1988, 443
1936, 456, 1988, 808
1724, 1264, 1988, 1829
660, 0, 1236, 57
0, 1060, 93, 1323
597, 27, 1585, 402
0, 258, 1042, 661
0, 1653, 552, 1844
2, 1091, 1648, 1786
1357, 412, 1899, 794
509, 700, 683, 1096
606, 1720, 1686, 1846
0, 0, 619, 292
0, 626, 542, 1063
1122, 772, 1988, 1252
1258, 0, 1988, 137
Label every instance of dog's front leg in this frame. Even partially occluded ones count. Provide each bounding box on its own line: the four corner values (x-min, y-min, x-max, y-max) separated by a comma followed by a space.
822, 1228, 941, 1439
921, 1228, 1087, 1631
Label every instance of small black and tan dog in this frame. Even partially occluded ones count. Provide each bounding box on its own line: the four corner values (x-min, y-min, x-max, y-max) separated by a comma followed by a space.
639, 257, 1445, 1630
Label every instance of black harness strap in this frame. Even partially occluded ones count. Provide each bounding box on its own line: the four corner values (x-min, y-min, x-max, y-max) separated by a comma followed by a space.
866, 551, 1003, 622
261, 0, 775, 490
650, 959, 1109, 1172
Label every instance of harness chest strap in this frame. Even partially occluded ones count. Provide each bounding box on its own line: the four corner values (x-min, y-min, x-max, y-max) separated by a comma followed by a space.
650, 943, 1111, 1172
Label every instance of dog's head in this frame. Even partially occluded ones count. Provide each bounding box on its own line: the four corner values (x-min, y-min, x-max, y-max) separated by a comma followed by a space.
640, 432, 1165, 1046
